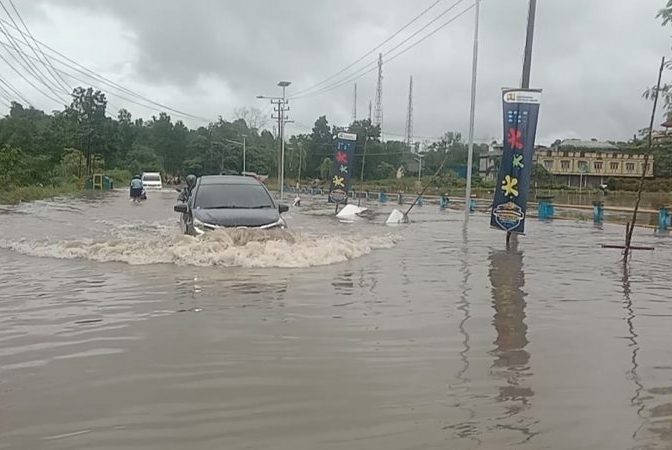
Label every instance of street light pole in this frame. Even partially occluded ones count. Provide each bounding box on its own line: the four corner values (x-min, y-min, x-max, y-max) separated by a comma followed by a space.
242, 135, 247, 174
465, 0, 480, 221
521, 0, 537, 89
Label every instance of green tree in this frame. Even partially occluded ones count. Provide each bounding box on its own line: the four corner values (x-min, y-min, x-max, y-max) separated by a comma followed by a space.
125, 144, 161, 176
319, 157, 332, 180
68, 87, 108, 174
308, 116, 333, 178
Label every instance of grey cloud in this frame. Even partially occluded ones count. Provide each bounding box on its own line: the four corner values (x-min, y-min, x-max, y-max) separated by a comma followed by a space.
16, 0, 672, 144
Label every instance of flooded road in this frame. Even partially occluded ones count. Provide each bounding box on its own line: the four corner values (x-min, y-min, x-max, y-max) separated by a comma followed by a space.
1, 189, 671, 449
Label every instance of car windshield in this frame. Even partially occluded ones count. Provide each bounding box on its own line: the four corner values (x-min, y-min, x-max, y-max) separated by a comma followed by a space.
193, 183, 274, 209
143, 175, 161, 182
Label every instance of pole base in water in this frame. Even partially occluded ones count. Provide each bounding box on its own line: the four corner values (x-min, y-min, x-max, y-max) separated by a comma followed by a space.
385, 209, 409, 225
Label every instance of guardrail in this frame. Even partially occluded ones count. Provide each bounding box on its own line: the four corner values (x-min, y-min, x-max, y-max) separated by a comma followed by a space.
278, 187, 670, 230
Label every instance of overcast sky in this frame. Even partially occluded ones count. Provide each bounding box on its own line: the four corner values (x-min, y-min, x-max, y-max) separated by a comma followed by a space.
3, 0, 670, 145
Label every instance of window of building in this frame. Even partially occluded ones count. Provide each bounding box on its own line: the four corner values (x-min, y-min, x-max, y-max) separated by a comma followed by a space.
580, 151, 586, 158
626, 162, 635, 172
546, 150, 552, 157
578, 160, 588, 171
594, 161, 603, 171
543, 160, 553, 170
612, 153, 618, 158
610, 162, 619, 171
562, 151, 569, 157
561, 160, 570, 170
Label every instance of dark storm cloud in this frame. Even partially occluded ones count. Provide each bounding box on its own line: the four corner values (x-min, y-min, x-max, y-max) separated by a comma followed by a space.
17, 0, 672, 143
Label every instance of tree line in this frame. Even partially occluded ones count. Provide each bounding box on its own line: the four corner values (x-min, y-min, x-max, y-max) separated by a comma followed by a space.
0, 86, 489, 189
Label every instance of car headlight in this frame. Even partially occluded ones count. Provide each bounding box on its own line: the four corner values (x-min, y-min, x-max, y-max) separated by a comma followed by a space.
192, 217, 215, 234
260, 217, 287, 229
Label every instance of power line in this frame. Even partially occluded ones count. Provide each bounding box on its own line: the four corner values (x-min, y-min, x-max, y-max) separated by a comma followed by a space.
384, 3, 475, 68
0, 1, 67, 102
6, 0, 72, 94
0, 47, 63, 104
291, 0, 473, 101
0, 81, 14, 104
0, 17, 211, 122
290, 0, 447, 98
291, 0, 468, 100
0, 72, 30, 104
0, 39, 205, 120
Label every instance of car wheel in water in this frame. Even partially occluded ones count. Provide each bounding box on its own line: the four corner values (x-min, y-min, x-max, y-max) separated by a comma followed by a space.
181, 214, 197, 235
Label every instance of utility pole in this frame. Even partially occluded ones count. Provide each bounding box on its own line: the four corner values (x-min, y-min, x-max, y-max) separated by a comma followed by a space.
464, 0, 480, 220
374, 53, 384, 138
368, 100, 372, 122
404, 75, 414, 151
258, 81, 291, 200
298, 141, 302, 186
278, 81, 290, 201
360, 135, 368, 182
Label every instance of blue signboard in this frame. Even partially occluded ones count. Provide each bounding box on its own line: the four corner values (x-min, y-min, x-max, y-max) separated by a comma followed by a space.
490, 89, 542, 234
328, 132, 357, 204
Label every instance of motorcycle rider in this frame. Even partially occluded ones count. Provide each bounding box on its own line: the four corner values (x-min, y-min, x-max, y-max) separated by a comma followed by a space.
178, 174, 197, 202
129, 174, 144, 201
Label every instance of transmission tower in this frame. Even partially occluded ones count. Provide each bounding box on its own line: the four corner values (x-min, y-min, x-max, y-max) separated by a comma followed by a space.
404, 76, 414, 151
368, 100, 372, 122
352, 83, 357, 122
373, 53, 383, 134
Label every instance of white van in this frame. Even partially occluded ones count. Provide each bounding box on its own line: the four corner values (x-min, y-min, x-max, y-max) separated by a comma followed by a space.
141, 172, 163, 190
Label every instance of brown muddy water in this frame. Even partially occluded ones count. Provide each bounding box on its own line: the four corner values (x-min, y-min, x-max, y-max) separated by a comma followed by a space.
1, 189, 671, 450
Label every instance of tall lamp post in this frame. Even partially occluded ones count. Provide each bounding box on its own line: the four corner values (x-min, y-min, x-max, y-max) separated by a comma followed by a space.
241, 134, 247, 174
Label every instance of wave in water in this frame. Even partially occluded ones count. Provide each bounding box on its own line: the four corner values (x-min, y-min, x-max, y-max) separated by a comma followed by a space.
0, 229, 397, 268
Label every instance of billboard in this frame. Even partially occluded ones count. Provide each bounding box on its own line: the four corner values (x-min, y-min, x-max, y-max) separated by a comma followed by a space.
328, 132, 357, 204
490, 88, 542, 234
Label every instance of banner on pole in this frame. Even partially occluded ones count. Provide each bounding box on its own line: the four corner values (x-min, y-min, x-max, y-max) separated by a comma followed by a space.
490, 88, 542, 234
328, 132, 357, 204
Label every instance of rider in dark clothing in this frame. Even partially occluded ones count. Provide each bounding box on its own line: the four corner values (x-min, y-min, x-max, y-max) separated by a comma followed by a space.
178, 174, 197, 202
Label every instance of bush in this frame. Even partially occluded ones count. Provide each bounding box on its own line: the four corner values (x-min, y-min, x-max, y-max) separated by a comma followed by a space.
106, 169, 132, 186
0, 183, 79, 205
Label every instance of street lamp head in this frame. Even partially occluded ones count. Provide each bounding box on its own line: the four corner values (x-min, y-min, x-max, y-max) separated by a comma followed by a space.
277, 81, 291, 87
256, 95, 265, 99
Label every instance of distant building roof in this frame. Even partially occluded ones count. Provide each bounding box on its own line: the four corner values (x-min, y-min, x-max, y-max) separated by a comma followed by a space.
557, 139, 619, 151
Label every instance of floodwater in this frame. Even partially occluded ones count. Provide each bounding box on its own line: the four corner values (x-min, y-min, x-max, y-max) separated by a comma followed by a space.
1, 189, 671, 450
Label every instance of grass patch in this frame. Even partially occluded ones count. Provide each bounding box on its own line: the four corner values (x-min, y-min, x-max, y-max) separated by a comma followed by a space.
0, 183, 80, 205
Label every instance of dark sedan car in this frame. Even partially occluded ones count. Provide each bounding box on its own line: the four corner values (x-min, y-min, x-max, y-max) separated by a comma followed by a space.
174, 175, 289, 235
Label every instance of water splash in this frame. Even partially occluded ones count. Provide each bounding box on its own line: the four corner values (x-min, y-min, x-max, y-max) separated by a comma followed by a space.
0, 229, 397, 268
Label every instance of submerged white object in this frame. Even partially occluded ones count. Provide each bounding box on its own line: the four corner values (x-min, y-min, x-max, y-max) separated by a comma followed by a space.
336, 204, 368, 219
385, 208, 408, 225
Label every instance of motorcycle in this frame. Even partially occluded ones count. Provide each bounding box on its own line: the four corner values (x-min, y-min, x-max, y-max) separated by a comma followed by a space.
130, 188, 147, 204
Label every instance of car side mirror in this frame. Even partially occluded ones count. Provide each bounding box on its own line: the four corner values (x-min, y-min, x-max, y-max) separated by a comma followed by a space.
174, 203, 188, 214
278, 204, 289, 213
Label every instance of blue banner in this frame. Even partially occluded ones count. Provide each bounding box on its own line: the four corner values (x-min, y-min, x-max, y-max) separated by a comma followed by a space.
490, 89, 542, 234
328, 132, 357, 204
